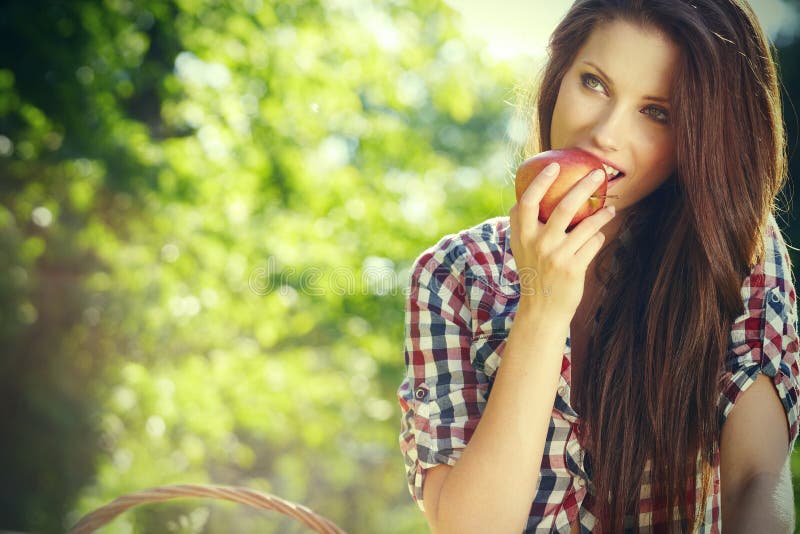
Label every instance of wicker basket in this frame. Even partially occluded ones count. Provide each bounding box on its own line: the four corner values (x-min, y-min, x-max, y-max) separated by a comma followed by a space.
67, 484, 347, 533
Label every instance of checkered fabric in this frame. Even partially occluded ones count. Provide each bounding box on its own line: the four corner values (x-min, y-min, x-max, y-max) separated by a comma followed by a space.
397, 213, 799, 533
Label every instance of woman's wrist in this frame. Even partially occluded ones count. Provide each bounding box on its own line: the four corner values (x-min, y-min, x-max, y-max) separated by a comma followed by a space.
506, 298, 571, 366
516, 295, 575, 327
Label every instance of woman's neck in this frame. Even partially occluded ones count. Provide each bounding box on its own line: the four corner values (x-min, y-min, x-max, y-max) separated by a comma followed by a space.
600, 209, 625, 247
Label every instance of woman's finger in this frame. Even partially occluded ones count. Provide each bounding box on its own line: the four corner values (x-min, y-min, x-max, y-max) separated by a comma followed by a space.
562, 205, 616, 256
509, 203, 519, 249
518, 162, 561, 216
544, 169, 605, 234
574, 230, 606, 267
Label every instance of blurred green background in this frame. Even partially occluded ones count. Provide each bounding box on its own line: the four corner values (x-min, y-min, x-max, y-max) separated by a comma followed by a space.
1, 0, 799, 532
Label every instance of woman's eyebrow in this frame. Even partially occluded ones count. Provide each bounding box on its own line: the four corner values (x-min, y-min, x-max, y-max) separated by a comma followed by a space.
581, 60, 670, 103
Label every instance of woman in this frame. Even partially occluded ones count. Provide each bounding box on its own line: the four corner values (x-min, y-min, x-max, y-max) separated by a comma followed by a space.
397, 0, 799, 532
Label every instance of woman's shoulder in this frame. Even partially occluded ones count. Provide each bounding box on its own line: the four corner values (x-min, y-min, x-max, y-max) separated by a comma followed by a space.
409, 216, 515, 290
748, 212, 795, 287
763, 212, 794, 277
734, 213, 796, 330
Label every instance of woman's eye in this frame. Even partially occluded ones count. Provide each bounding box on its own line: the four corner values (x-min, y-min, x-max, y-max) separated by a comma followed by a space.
580, 72, 669, 124
581, 73, 605, 93
644, 106, 669, 124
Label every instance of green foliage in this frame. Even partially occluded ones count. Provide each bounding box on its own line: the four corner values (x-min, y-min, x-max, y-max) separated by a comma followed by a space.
1, 0, 799, 532
0, 0, 520, 532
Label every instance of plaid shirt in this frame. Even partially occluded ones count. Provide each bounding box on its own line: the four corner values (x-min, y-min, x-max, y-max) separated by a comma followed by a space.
397, 214, 799, 533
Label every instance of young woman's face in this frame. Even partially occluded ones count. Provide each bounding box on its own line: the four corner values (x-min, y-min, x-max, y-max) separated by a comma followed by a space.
550, 19, 680, 213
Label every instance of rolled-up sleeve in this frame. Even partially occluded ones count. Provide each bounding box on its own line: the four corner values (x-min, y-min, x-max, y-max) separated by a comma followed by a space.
718, 215, 800, 451
397, 235, 487, 511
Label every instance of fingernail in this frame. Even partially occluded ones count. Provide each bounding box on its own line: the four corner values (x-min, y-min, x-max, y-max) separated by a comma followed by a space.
590, 170, 604, 183
544, 162, 560, 176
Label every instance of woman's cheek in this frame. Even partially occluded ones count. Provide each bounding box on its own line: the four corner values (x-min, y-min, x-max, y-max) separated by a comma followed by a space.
639, 133, 674, 168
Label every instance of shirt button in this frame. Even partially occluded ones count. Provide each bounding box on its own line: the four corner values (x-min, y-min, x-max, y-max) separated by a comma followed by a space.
770, 292, 781, 304
577, 478, 586, 488
415, 388, 426, 399
557, 385, 567, 396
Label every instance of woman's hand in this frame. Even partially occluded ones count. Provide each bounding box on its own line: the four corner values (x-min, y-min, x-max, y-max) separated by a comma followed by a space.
509, 162, 616, 320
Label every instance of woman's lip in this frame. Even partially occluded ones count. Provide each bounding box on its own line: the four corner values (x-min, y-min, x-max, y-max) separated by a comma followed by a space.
595, 155, 625, 176
574, 148, 625, 175
607, 175, 625, 189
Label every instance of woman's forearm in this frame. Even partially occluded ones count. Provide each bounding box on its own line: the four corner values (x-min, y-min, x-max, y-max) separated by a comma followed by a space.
429, 306, 571, 534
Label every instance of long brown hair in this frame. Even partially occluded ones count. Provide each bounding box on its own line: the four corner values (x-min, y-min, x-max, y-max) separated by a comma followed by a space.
521, 0, 788, 531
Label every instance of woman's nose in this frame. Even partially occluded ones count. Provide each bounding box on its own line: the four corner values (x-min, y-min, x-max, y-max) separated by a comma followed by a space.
590, 108, 623, 152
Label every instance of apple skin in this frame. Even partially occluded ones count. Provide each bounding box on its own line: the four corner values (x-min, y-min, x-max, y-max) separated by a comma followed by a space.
515, 148, 608, 231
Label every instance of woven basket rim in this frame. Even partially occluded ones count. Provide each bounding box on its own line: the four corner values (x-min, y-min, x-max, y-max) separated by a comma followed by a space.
67, 482, 347, 534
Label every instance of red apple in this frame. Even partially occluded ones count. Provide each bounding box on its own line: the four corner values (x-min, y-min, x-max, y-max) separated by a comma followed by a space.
515, 148, 609, 230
